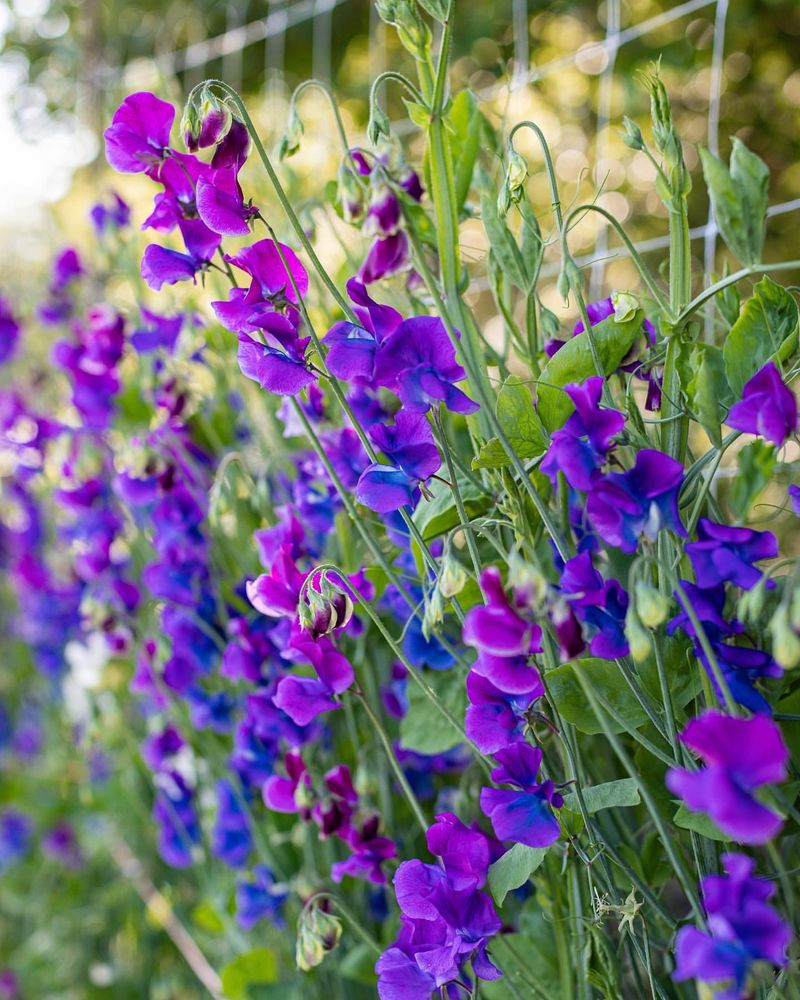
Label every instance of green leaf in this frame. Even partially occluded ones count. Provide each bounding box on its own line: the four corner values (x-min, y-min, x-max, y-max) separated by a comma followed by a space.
480, 189, 528, 291
673, 804, 732, 842
537, 312, 644, 432
723, 276, 799, 395
399, 670, 467, 754
562, 778, 640, 814
446, 91, 481, 213
402, 98, 430, 129
685, 343, 732, 448
700, 139, 769, 265
221, 949, 278, 1000
483, 921, 560, 999
547, 657, 648, 735
338, 943, 379, 985
472, 375, 547, 469
488, 843, 549, 905
412, 475, 487, 542
729, 439, 777, 520
191, 900, 224, 934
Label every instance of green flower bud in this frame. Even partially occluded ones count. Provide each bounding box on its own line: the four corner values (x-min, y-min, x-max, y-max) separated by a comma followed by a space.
769, 604, 800, 670
634, 581, 670, 629
375, 0, 431, 56
278, 107, 304, 160
422, 586, 445, 640
737, 579, 767, 626
612, 290, 640, 325
497, 183, 512, 218
505, 149, 528, 201
368, 103, 391, 148
625, 608, 651, 663
618, 116, 645, 151
296, 905, 342, 971
439, 554, 467, 599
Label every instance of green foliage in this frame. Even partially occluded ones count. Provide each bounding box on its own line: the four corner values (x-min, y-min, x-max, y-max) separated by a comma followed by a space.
562, 778, 641, 814
487, 843, 549, 904
220, 949, 279, 1000
723, 275, 798, 395
411, 474, 487, 541
536, 312, 644, 431
700, 139, 769, 266
729, 440, 777, 520
446, 90, 482, 214
473, 375, 547, 469
399, 670, 467, 754
683, 343, 732, 448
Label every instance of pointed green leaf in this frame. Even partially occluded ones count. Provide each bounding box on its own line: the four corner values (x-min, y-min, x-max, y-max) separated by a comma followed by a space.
562, 778, 640, 814
472, 375, 547, 470
723, 275, 798, 394
685, 343, 732, 448
399, 670, 467, 754
728, 439, 777, 520
700, 139, 769, 265
536, 311, 644, 432
446, 90, 481, 213
488, 844, 549, 905
480, 190, 528, 291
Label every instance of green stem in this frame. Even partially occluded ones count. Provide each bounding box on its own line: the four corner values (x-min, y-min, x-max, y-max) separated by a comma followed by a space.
433, 407, 483, 580
673, 579, 738, 714
677, 259, 800, 325
288, 79, 352, 158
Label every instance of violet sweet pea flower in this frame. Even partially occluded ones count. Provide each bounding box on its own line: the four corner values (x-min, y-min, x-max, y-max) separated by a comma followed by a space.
673, 853, 790, 998
686, 518, 778, 591
466, 671, 543, 754
0, 297, 20, 365
322, 278, 403, 383
331, 815, 398, 885
211, 779, 252, 868
585, 448, 687, 553
558, 551, 630, 659
359, 231, 411, 283
666, 711, 788, 844
196, 166, 258, 237
479, 742, 562, 848
540, 376, 624, 490
152, 771, 200, 868
236, 311, 315, 396
235, 865, 288, 929
218, 239, 309, 316
727, 361, 798, 447
104, 91, 175, 174
463, 567, 543, 658
273, 636, 354, 725
355, 411, 442, 513
789, 483, 800, 515
262, 749, 312, 816
131, 308, 183, 354
375, 316, 479, 415
141, 218, 221, 290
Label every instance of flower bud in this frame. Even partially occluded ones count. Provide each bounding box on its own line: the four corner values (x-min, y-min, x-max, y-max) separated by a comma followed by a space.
278, 107, 304, 160
634, 581, 670, 629
612, 290, 640, 325
182, 86, 232, 152
368, 103, 391, 148
769, 604, 800, 670
505, 149, 528, 202
439, 554, 467, 599
625, 608, 651, 663
422, 586, 445, 640
618, 116, 644, 151
497, 183, 512, 218
337, 161, 365, 224
508, 554, 547, 611
300, 574, 354, 639
737, 579, 767, 626
375, 0, 431, 56
296, 905, 342, 971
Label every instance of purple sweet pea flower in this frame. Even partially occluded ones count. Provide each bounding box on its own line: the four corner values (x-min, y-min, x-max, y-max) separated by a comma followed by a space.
727, 361, 798, 447
673, 853, 791, 998
262, 749, 312, 816
666, 712, 788, 844
359, 231, 411, 284
699, 641, 782, 716
131, 308, 183, 353
466, 671, 543, 754
104, 92, 175, 173
235, 865, 288, 929
153, 770, 200, 868
217, 240, 309, 320
463, 567, 543, 658
42, 821, 83, 869
355, 463, 420, 512
668, 582, 744, 641
90, 192, 130, 233
0, 809, 32, 872
246, 544, 305, 618
323, 278, 403, 383
479, 742, 562, 848
585, 448, 687, 553
196, 166, 258, 236
686, 519, 778, 591
558, 551, 630, 659
789, 483, 800, 515
540, 376, 624, 490
355, 411, 442, 513
274, 636, 354, 725
375, 316, 479, 415
141, 723, 185, 772
236, 311, 315, 396
332, 814, 398, 885
141, 218, 221, 290
0, 297, 20, 365
211, 779, 252, 868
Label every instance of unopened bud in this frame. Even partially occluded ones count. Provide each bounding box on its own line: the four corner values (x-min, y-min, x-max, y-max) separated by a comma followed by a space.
769, 604, 800, 670
375, 0, 431, 56
296, 905, 342, 971
505, 149, 528, 201
737, 579, 767, 626
422, 586, 445, 640
618, 116, 644, 151
182, 86, 232, 152
279, 107, 304, 160
612, 290, 640, 325
634, 581, 670, 629
625, 609, 651, 663
508, 554, 547, 611
300, 574, 354, 639
337, 161, 365, 224
368, 103, 391, 148
439, 555, 467, 599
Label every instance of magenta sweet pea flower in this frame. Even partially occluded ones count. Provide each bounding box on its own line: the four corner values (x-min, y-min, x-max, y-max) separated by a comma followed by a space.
686, 519, 778, 591
585, 448, 687, 553
375, 315, 478, 415
463, 567, 543, 658
262, 749, 312, 815
224, 239, 308, 310
673, 853, 791, 998
0, 297, 20, 365
727, 361, 798, 447
479, 742, 562, 848
196, 166, 258, 236
331, 815, 398, 885
466, 671, 543, 754
236, 311, 315, 396
273, 636, 354, 725
666, 712, 788, 844
246, 543, 305, 618
141, 218, 221, 290
323, 278, 403, 383
540, 376, 624, 490
104, 92, 175, 173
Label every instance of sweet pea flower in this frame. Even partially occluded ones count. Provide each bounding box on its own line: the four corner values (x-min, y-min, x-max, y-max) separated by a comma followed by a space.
465, 671, 543, 754
90, 192, 130, 233
686, 519, 778, 591
262, 749, 312, 816
375, 316, 478, 415
236, 311, 315, 396
666, 712, 788, 844
673, 853, 790, 999
355, 411, 442, 513
558, 551, 630, 659
323, 278, 403, 383
104, 91, 175, 173
0, 297, 20, 365
152, 771, 200, 868
196, 165, 258, 236
726, 361, 798, 447
131, 308, 182, 354
585, 448, 687, 553
479, 742, 563, 848
540, 376, 625, 490
789, 483, 800, 515
141, 218, 221, 290
211, 779, 252, 868
463, 567, 543, 658
235, 865, 288, 929
0, 809, 32, 872
331, 815, 398, 885
273, 636, 354, 725
214, 240, 308, 328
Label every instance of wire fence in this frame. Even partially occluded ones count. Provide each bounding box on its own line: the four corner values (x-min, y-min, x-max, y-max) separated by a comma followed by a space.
144, 0, 799, 297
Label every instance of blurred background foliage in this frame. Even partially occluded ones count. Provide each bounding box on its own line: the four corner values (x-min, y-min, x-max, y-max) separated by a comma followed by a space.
1, 0, 800, 996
